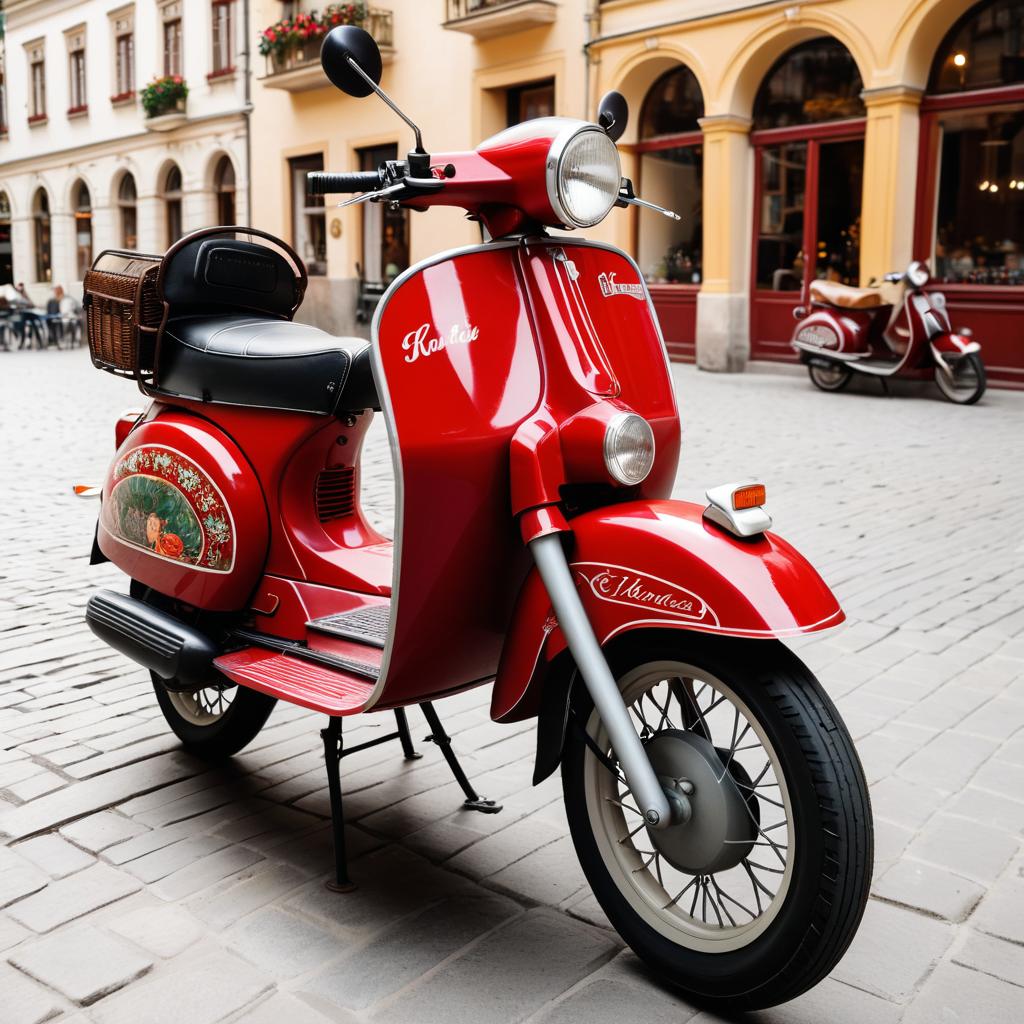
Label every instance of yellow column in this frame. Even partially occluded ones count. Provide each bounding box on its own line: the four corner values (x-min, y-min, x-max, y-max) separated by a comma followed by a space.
859, 85, 923, 286
696, 114, 752, 371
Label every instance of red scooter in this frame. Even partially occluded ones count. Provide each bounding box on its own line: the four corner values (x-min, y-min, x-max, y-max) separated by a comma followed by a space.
80, 27, 871, 1009
792, 261, 986, 403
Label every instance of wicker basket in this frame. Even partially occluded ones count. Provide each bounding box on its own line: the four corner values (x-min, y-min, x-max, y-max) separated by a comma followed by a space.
84, 250, 165, 380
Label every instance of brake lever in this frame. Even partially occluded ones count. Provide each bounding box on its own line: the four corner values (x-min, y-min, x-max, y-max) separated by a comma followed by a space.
615, 176, 681, 220
335, 181, 408, 209
335, 176, 446, 209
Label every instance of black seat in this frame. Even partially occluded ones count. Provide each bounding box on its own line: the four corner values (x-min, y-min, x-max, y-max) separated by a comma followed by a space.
158, 315, 379, 415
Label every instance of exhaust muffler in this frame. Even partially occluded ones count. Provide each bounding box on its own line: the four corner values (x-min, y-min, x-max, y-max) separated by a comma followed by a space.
85, 589, 220, 691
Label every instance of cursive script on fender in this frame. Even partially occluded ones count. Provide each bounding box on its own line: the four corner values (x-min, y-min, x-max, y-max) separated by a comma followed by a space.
402, 322, 480, 363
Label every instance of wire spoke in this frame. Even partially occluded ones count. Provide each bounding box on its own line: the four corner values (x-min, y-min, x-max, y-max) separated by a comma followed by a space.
663, 874, 699, 910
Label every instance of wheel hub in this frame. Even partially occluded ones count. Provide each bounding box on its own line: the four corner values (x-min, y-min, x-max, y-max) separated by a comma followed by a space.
644, 730, 757, 874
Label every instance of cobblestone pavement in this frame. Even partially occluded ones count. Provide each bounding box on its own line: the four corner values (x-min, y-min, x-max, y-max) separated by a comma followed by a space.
2, 348, 1024, 1024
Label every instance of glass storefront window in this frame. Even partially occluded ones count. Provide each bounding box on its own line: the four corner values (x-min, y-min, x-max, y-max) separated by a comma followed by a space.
931, 0, 1024, 93
359, 143, 409, 284
755, 143, 806, 289
933, 107, 1024, 285
289, 154, 326, 276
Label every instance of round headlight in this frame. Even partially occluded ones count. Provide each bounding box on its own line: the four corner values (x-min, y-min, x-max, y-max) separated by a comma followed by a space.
604, 413, 655, 486
549, 128, 621, 228
907, 261, 930, 288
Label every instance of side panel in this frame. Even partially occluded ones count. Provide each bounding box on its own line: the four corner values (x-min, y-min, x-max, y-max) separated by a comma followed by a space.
369, 244, 543, 708
491, 499, 844, 722
98, 412, 269, 610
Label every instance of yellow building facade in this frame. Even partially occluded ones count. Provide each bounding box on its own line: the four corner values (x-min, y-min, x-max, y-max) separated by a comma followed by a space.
250, 0, 1024, 385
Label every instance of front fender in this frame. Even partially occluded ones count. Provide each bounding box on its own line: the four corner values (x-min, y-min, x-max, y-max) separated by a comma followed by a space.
491, 498, 843, 723
931, 333, 981, 369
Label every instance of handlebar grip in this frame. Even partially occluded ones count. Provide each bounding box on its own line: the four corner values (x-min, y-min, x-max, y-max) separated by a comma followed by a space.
306, 171, 383, 195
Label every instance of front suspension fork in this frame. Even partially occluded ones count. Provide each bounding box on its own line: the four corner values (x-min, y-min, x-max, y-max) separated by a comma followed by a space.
530, 533, 680, 829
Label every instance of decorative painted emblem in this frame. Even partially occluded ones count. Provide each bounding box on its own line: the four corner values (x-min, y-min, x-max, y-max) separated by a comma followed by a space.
102, 445, 235, 572
797, 324, 840, 349
572, 562, 718, 627
402, 322, 480, 363
598, 272, 645, 300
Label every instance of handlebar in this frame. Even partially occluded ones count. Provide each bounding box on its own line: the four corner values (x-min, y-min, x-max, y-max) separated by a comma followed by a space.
307, 170, 384, 195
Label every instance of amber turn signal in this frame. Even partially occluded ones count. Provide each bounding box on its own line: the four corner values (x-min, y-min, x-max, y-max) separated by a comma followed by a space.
732, 484, 766, 510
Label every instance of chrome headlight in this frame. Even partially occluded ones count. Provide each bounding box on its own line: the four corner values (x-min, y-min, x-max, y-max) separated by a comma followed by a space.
604, 413, 655, 485
548, 126, 621, 229
907, 261, 930, 288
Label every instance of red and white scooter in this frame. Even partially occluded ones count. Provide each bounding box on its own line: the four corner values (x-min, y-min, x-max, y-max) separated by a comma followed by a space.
792, 261, 986, 403
81, 27, 871, 1009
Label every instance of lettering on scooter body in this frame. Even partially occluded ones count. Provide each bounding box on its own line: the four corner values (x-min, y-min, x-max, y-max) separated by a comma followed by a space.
598, 272, 645, 300
402, 322, 480, 363
572, 562, 718, 626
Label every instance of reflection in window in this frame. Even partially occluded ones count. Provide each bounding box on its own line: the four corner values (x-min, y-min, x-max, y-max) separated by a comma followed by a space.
934, 108, 1024, 285
755, 144, 807, 289
506, 79, 554, 126
753, 39, 865, 130
34, 188, 52, 283
359, 144, 409, 284
637, 67, 704, 285
290, 154, 326, 276
931, 0, 1024, 93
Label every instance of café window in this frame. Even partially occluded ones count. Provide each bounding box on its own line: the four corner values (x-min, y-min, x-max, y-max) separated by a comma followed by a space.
507, 79, 555, 126
212, 1, 234, 75
290, 154, 327, 276
34, 188, 52, 282
0, 192, 12, 285
214, 156, 236, 224
636, 66, 704, 285
73, 180, 93, 279
118, 172, 138, 249
358, 143, 409, 284
923, 0, 1024, 286
163, 163, 184, 245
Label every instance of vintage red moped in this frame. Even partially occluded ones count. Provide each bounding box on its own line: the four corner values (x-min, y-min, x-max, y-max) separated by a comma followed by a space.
80, 26, 871, 1009
791, 261, 986, 403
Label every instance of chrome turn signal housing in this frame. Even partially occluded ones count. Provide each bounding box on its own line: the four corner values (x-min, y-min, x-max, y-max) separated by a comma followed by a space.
703, 480, 772, 538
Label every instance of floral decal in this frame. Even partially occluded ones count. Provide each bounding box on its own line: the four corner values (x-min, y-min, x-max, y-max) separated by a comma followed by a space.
103, 446, 235, 572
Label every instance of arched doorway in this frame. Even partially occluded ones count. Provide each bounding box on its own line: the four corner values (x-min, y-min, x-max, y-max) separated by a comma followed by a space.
636, 66, 704, 360
0, 192, 12, 286
162, 164, 183, 246
117, 173, 138, 249
73, 180, 93, 279
214, 156, 236, 225
915, 0, 1024, 386
750, 38, 866, 359
33, 188, 52, 283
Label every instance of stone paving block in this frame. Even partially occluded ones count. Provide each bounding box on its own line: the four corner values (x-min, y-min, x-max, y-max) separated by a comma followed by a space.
151, 845, 264, 902
873, 859, 986, 923
59, 811, 150, 853
831, 898, 955, 1003
970, 858, 1024, 945
6, 862, 141, 933
0, 847, 49, 909
904, 813, 1019, 883
186, 861, 312, 931
89, 950, 273, 1024
375, 908, 619, 1024
445, 813, 565, 881
13, 834, 95, 879
901, 961, 1023, 1024
236, 992, 345, 1024
536, 977, 696, 1024
108, 904, 205, 959
868, 775, 945, 831
951, 928, 1024, 989
8, 924, 153, 1005
123, 834, 234, 884
302, 892, 520, 1010
895, 731, 998, 793
0, 913, 31, 953
6, 768, 66, 801
226, 906, 346, 978
943, 786, 1024, 834
487, 835, 589, 908
0, 961, 64, 1024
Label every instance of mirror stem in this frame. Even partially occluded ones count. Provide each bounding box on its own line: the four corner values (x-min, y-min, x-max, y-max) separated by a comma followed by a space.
346, 56, 424, 153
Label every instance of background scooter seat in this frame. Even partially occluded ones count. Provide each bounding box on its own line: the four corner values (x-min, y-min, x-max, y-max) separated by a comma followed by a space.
810, 280, 886, 310
157, 315, 379, 415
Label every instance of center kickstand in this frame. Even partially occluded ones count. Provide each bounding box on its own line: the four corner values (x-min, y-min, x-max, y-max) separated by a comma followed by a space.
420, 701, 502, 814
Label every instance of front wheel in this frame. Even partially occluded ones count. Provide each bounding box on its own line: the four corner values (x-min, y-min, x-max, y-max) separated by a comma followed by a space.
808, 362, 853, 392
935, 353, 986, 404
561, 634, 872, 1010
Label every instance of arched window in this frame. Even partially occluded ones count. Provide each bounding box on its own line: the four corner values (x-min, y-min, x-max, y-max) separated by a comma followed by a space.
118, 173, 138, 250
73, 180, 93, 279
753, 38, 865, 130
918, 1, 1024, 288
0, 192, 12, 286
163, 164, 183, 246
636, 67, 705, 292
33, 188, 52, 283
214, 156, 236, 225
750, 39, 866, 360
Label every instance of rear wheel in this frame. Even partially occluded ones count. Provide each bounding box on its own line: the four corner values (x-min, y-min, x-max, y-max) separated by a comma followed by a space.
935, 353, 985, 404
808, 362, 852, 392
133, 582, 276, 758
561, 634, 872, 1010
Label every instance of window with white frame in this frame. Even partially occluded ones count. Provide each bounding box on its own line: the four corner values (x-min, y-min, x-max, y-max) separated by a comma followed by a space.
66, 28, 87, 113
27, 42, 46, 122
211, 1, 234, 75
110, 8, 135, 100
161, 2, 183, 78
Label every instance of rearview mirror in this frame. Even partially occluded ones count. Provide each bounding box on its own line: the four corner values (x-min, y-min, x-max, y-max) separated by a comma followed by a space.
597, 90, 629, 142
321, 26, 382, 97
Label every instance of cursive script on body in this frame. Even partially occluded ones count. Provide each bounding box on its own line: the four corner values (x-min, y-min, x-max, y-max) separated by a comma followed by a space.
402, 322, 480, 363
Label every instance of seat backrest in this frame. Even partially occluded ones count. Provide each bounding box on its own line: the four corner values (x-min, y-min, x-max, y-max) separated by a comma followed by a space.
159, 227, 307, 320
